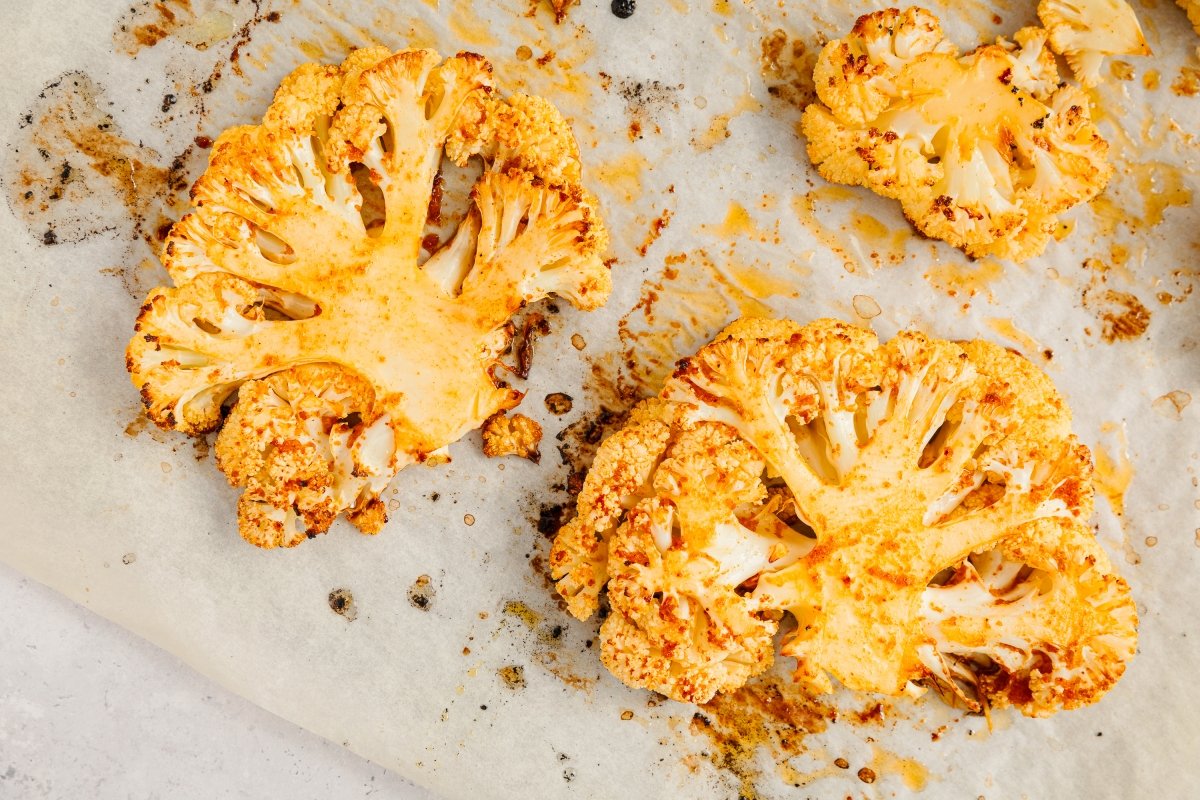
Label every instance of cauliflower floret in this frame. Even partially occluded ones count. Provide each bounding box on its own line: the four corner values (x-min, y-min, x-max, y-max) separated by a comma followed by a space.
802, 8, 1112, 262
1038, 0, 1151, 86
551, 399, 678, 619
601, 425, 813, 702
481, 411, 543, 462
215, 365, 390, 547
127, 48, 611, 548
918, 519, 1137, 716
553, 318, 1136, 714
1180, 0, 1200, 34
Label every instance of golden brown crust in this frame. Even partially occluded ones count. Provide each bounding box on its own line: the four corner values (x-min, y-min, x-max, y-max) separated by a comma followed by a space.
554, 317, 1136, 714
126, 47, 611, 546
481, 412, 544, 462
801, 8, 1111, 262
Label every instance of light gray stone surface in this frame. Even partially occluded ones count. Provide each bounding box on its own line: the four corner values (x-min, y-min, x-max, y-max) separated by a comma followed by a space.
0, 564, 437, 800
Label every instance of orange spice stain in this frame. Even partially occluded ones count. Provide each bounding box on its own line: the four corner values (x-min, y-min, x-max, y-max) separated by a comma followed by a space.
1090, 162, 1191, 236
869, 744, 931, 791
637, 208, 674, 257
297, 39, 325, 60
242, 41, 276, 72
692, 94, 764, 152
985, 318, 1051, 365
925, 259, 1004, 304
589, 152, 650, 205
1094, 422, 1140, 565
847, 211, 912, 266
698, 201, 757, 239
1052, 218, 1075, 241
446, 10, 500, 48
791, 190, 857, 272
1094, 423, 1134, 519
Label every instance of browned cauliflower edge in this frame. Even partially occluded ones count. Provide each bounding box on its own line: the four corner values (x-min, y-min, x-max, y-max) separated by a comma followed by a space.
550, 317, 1137, 717
801, 7, 1112, 262
1179, 0, 1200, 34
127, 47, 611, 548
481, 411, 543, 463
1037, 0, 1150, 87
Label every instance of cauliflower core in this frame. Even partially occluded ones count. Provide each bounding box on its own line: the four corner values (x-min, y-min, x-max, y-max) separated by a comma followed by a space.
1037, 0, 1151, 86
551, 318, 1136, 715
802, 7, 1112, 261
127, 48, 611, 548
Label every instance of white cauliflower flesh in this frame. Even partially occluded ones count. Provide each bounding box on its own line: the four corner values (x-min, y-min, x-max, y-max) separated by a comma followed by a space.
127, 48, 611, 548
802, 7, 1112, 262
552, 318, 1137, 715
1038, 0, 1151, 86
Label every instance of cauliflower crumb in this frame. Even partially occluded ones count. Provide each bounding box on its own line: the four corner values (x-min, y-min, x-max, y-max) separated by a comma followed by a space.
481, 412, 544, 462
552, 318, 1137, 716
801, 7, 1112, 262
127, 48, 611, 548
1038, 0, 1151, 86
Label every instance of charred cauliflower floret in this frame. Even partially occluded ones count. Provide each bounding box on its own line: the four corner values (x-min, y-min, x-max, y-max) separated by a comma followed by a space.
802, 8, 1112, 262
127, 48, 611, 548
552, 318, 1137, 716
1038, 0, 1151, 86
481, 411, 543, 462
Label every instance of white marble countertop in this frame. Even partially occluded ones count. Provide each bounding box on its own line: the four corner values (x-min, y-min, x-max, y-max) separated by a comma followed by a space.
0, 564, 437, 799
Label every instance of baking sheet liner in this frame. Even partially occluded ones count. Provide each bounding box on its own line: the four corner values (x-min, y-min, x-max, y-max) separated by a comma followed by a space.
2, 0, 1198, 797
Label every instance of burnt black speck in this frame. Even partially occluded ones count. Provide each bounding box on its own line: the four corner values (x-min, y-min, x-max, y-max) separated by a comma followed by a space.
611, 0, 635, 18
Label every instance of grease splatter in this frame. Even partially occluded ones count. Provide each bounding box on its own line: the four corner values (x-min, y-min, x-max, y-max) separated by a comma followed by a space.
328, 588, 358, 621
408, 575, 436, 611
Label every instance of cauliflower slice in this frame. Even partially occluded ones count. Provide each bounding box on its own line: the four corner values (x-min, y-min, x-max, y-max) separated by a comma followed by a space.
127, 48, 611, 548
1180, 0, 1200, 34
1038, 0, 1151, 86
802, 8, 1112, 262
553, 318, 1136, 714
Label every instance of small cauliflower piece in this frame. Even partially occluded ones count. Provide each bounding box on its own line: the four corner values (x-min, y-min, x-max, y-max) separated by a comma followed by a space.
481, 412, 543, 463
1178, 0, 1200, 34
553, 318, 1136, 715
1038, 0, 1151, 86
802, 8, 1112, 262
127, 48, 611, 547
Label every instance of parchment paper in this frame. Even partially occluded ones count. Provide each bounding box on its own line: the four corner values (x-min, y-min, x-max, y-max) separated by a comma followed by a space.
2, 0, 1198, 797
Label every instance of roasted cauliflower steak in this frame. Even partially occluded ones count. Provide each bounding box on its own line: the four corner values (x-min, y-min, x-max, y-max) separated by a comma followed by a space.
801, 7, 1112, 262
551, 318, 1136, 716
127, 48, 611, 548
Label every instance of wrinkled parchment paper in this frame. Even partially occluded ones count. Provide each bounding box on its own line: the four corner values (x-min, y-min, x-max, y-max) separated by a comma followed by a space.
3, 0, 1199, 797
